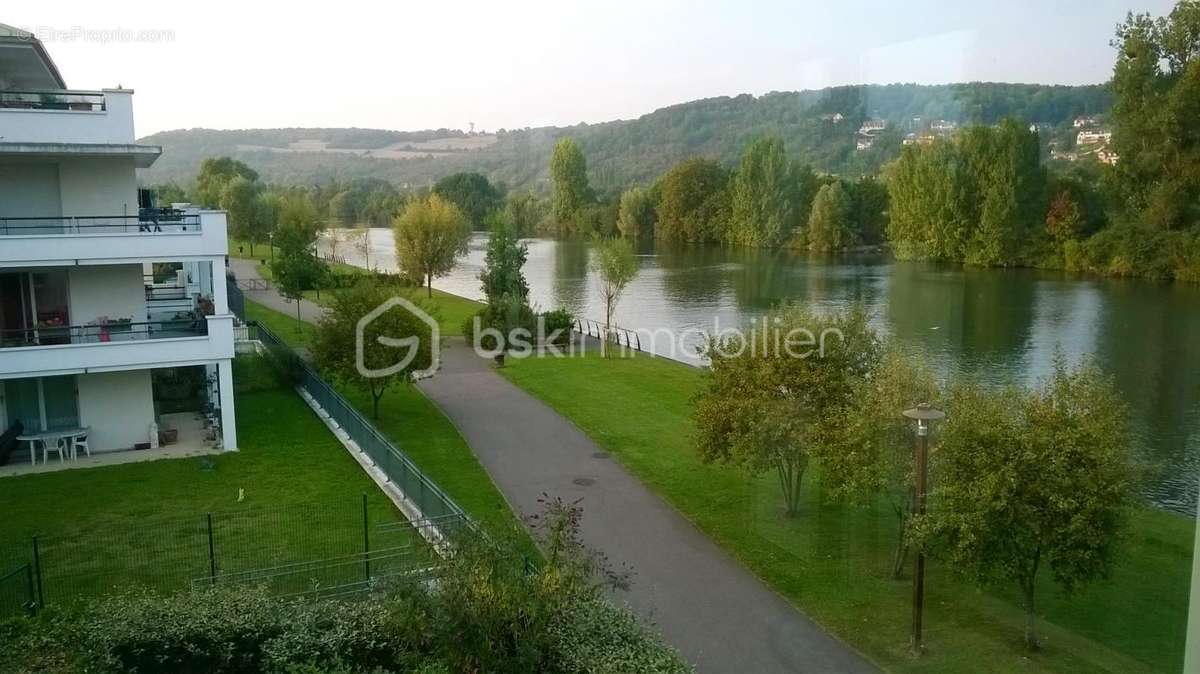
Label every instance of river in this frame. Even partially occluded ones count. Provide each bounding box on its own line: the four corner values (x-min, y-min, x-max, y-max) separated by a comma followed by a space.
330, 229, 1200, 516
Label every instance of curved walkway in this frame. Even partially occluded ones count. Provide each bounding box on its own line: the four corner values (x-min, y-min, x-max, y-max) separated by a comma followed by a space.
226, 264, 874, 672
418, 341, 876, 674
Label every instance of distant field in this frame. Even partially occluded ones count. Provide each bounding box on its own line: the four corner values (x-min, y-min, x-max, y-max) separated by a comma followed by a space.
235, 135, 498, 160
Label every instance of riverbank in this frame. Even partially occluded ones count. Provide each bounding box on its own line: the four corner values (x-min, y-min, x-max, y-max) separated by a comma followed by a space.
498, 350, 1193, 673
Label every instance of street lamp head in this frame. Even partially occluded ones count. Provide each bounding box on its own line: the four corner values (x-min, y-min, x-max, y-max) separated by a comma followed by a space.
903, 402, 945, 436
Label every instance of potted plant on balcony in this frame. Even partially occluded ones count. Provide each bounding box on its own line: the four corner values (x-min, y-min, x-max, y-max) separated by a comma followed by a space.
88, 316, 134, 342
198, 296, 215, 316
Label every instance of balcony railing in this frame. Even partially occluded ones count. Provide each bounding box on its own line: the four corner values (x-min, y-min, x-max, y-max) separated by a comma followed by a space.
0, 318, 208, 349
0, 212, 201, 236
0, 90, 106, 112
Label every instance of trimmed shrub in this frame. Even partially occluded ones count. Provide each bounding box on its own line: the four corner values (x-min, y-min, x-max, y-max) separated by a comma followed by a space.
540, 308, 575, 346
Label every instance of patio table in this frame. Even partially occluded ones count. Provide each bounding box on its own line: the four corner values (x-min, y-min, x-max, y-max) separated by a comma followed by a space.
16, 427, 87, 465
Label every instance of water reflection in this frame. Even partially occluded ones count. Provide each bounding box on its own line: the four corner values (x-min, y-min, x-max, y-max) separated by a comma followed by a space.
337, 230, 1199, 514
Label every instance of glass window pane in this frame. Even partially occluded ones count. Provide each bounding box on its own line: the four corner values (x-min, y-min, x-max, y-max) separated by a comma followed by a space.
4, 378, 42, 432
41, 376, 78, 430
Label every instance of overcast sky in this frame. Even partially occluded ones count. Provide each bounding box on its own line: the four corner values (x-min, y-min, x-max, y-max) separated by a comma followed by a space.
6, 0, 1179, 137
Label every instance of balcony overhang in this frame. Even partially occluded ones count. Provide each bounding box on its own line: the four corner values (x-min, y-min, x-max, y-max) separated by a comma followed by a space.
0, 25, 67, 90
0, 141, 161, 168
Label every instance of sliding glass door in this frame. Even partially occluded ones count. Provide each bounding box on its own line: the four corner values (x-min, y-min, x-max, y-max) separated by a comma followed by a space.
2, 376, 79, 433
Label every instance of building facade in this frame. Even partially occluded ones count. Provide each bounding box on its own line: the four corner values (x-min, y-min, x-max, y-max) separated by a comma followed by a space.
0, 25, 236, 465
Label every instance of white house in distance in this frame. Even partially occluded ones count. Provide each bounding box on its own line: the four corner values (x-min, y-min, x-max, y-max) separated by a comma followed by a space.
0, 25, 237, 470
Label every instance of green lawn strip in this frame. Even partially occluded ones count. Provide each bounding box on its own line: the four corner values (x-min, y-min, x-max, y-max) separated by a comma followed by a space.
0, 365, 404, 602
498, 351, 1193, 674
249, 259, 481, 337
243, 298, 526, 546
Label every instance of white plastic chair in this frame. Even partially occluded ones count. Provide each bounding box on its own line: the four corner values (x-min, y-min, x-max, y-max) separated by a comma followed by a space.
70, 430, 90, 459
42, 436, 69, 463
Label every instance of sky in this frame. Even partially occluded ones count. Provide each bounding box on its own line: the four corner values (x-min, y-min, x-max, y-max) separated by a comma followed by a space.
5, 0, 1180, 137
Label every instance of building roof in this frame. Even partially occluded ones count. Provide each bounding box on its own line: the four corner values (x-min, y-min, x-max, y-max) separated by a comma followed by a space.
0, 23, 68, 90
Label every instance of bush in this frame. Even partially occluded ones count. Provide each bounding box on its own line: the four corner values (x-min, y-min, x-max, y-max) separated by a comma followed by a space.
0, 502, 691, 674
540, 308, 575, 346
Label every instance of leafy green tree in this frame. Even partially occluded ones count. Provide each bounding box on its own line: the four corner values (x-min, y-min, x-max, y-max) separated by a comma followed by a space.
311, 280, 433, 419
550, 138, 593, 229
220, 175, 261, 253
149, 182, 188, 206
479, 220, 529, 306
1045, 190, 1084, 244
914, 362, 1132, 651
849, 176, 890, 245
590, 236, 638, 356
728, 137, 816, 247
502, 192, 546, 237
1110, 2, 1200, 231
654, 158, 730, 243
828, 349, 941, 578
270, 216, 326, 326
433, 172, 503, 228
194, 157, 258, 208
616, 186, 656, 239
807, 181, 853, 252
695, 305, 882, 516
393, 194, 471, 297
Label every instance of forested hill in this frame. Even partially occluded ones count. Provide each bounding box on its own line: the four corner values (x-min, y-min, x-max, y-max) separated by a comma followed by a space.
139, 82, 1110, 192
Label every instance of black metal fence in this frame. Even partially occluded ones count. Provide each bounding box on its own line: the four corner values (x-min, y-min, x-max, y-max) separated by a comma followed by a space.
0, 496, 467, 616
227, 277, 246, 321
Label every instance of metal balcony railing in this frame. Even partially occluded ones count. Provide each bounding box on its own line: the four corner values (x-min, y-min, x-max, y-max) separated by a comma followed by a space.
0, 318, 207, 349
0, 90, 106, 112
0, 212, 201, 236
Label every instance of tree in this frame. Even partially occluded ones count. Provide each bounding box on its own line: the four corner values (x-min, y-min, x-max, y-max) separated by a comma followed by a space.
849, 176, 890, 245
311, 281, 433, 419
502, 192, 546, 237
270, 217, 325, 326
479, 220, 529, 306
194, 157, 258, 208
914, 361, 1132, 651
728, 137, 816, 247
654, 158, 730, 243
807, 181, 854, 252
695, 305, 881, 516
590, 236, 638, 356
433, 172, 503, 228
831, 349, 941, 578
1045, 190, 1084, 244
1110, 2, 1200, 231
550, 138, 593, 228
616, 186, 656, 239
393, 194, 471, 297
352, 223, 373, 271
220, 175, 261, 254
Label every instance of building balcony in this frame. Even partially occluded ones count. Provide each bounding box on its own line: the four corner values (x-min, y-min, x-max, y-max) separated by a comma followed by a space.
0, 209, 229, 265
0, 314, 235, 379
0, 89, 137, 145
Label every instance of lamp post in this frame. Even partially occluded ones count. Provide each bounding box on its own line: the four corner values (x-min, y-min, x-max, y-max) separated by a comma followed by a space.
902, 402, 945, 655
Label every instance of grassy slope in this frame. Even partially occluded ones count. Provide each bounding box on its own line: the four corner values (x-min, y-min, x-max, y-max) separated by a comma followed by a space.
499, 351, 1194, 674
0, 364, 404, 599
243, 299, 521, 538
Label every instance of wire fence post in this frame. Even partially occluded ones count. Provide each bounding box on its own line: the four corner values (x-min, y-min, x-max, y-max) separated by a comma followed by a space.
23, 564, 36, 616
362, 493, 371, 584
31, 536, 44, 609
206, 513, 216, 586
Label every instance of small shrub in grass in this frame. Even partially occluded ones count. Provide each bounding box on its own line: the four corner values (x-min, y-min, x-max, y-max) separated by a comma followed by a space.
548, 595, 689, 674
540, 308, 575, 345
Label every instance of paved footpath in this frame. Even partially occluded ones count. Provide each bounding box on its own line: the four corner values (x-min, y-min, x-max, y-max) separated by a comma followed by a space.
227, 262, 875, 672
418, 342, 877, 674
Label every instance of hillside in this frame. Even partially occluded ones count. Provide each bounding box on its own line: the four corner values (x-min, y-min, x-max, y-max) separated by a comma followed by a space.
139, 82, 1111, 193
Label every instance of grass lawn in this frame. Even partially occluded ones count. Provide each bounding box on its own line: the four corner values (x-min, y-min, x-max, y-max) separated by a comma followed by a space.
247, 256, 481, 337
243, 299, 523, 541
0, 361, 407, 605
499, 350, 1194, 674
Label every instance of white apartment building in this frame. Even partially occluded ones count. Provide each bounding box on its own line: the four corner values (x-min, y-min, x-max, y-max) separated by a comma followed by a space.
0, 25, 236, 469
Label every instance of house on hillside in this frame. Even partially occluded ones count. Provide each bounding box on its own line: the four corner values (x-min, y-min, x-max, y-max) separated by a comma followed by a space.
1077, 129, 1113, 145
1073, 116, 1100, 128
930, 119, 957, 133
0, 25, 237, 473
1096, 147, 1120, 165
820, 112, 845, 123
859, 119, 887, 134
1029, 122, 1054, 134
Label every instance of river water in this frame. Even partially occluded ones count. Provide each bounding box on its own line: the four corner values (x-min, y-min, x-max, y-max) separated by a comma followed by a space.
333, 229, 1200, 516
